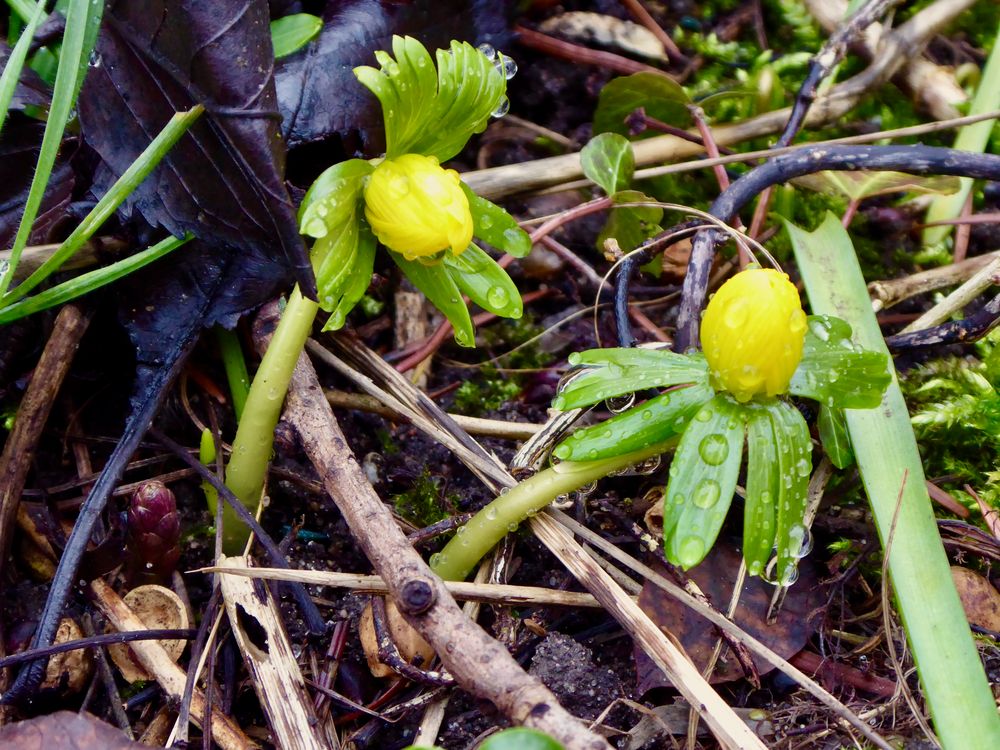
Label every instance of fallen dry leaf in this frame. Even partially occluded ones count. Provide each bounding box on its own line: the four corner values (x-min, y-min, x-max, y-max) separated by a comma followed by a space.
950, 566, 1000, 632
0, 712, 144, 750
636, 541, 826, 693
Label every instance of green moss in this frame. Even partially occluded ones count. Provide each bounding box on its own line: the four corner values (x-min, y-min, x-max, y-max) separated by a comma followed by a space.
392, 469, 454, 527
453, 377, 522, 416
900, 334, 1000, 510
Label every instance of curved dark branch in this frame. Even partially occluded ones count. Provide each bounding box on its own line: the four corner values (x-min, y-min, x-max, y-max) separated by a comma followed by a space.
673, 144, 1000, 351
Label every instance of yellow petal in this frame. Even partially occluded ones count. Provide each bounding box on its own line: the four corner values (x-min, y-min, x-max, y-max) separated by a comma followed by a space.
700, 269, 806, 402
364, 153, 474, 258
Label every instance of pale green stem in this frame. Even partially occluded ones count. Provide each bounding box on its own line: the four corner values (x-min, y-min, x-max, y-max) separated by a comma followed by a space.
790, 214, 1000, 749
220, 285, 318, 553
431, 439, 674, 582
215, 326, 251, 421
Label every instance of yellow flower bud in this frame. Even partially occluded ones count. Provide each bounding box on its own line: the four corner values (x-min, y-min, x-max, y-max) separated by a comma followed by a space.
363, 153, 474, 260
700, 268, 807, 402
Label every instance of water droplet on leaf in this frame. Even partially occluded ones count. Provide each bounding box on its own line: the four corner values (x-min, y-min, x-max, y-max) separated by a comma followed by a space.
693, 478, 721, 508
698, 434, 729, 465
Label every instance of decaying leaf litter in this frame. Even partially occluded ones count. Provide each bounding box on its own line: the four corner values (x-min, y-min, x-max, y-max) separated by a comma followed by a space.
1, 1, 1000, 749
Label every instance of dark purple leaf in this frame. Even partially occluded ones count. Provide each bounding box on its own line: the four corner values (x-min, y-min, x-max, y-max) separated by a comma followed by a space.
0, 118, 74, 249
0, 41, 52, 112
3, 0, 310, 704
275, 0, 510, 152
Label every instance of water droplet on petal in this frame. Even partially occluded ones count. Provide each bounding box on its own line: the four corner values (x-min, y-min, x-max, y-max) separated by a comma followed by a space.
723, 296, 750, 329
698, 434, 729, 465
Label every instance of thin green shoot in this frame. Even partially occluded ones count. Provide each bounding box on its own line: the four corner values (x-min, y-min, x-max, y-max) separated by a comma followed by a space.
0, 0, 47, 135
0, 0, 103, 299
0, 234, 191, 324
215, 327, 251, 421
6, 0, 42, 24
2, 105, 204, 305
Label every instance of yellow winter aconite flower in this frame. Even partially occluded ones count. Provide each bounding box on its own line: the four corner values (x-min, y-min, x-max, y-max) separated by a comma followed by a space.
363, 153, 474, 260
701, 268, 807, 402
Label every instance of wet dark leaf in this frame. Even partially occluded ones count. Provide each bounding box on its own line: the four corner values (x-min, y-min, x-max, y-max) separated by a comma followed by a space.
275, 0, 510, 152
0, 41, 52, 112
635, 543, 826, 693
0, 711, 144, 750
0, 119, 74, 250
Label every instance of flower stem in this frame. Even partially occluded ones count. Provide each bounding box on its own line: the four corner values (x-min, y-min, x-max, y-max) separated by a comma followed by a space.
219, 285, 318, 553
430, 439, 674, 582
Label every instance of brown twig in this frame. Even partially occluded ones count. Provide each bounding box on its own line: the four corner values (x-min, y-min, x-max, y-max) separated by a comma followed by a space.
617, 0, 686, 62
257, 308, 611, 750
0, 304, 91, 582
514, 24, 668, 77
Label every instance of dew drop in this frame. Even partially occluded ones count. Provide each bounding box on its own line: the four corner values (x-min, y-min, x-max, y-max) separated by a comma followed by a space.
507, 521, 518, 532
479, 215, 494, 229
314, 203, 329, 218
694, 407, 713, 423
606, 393, 636, 413
698, 434, 729, 465
641, 409, 654, 421
678, 536, 706, 567
497, 54, 518, 79
795, 457, 811, 477
477, 43, 497, 60
779, 563, 799, 586
693, 478, 721, 508
634, 456, 661, 475
454, 329, 473, 346
491, 96, 510, 118
485, 506, 498, 521
305, 217, 329, 238
502, 227, 522, 245
486, 286, 510, 309
723, 297, 750, 329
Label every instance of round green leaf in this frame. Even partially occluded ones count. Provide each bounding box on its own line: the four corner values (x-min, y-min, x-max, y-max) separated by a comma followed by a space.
444, 243, 523, 319
270, 14, 322, 59
581, 132, 634, 195
593, 72, 690, 138
477, 728, 564, 750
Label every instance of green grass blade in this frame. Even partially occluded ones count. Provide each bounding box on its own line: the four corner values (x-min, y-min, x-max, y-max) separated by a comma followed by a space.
0, 0, 47, 136
0, 233, 190, 324
788, 212, 1000, 749
0, 0, 102, 299
3, 105, 203, 305
7, 0, 41, 24
923, 18, 1000, 252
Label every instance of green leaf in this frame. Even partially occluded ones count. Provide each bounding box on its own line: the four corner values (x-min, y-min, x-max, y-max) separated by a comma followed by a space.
663, 394, 746, 569
4, 106, 204, 306
793, 171, 961, 202
0, 234, 190, 325
818, 405, 853, 469
580, 132, 634, 195
317, 223, 377, 332
743, 405, 778, 576
390, 252, 475, 347
790, 212, 1000, 748
593, 72, 690, 138
769, 399, 812, 585
553, 348, 709, 410
477, 728, 564, 750
788, 315, 891, 408
444, 243, 522, 319
596, 189, 663, 253
554, 382, 713, 462
298, 158, 373, 239
270, 13, 321, 59
460, 183, 531, 258
0, 0, 104, 299
354, 36, 507, 162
